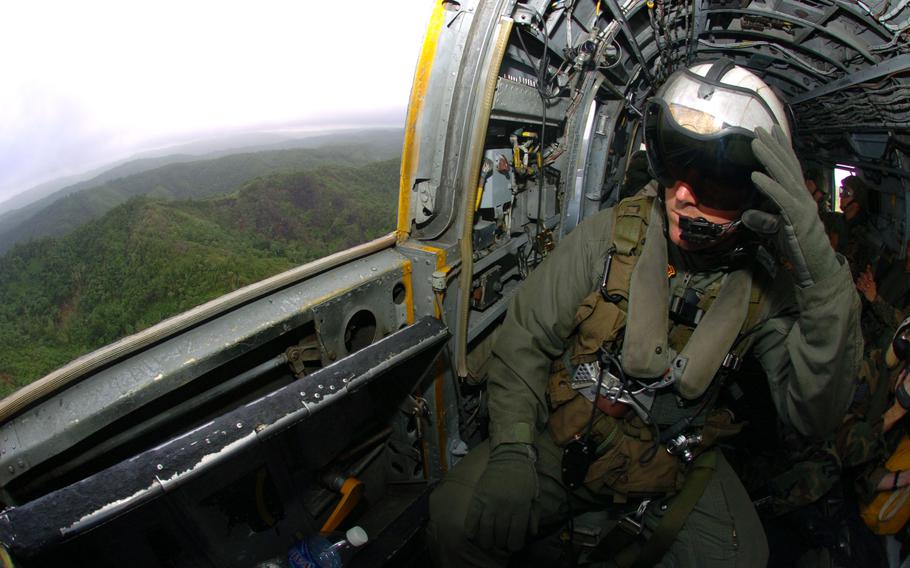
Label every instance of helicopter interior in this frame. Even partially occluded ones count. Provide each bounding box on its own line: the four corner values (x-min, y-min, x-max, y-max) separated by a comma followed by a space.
0, 0, 908, 566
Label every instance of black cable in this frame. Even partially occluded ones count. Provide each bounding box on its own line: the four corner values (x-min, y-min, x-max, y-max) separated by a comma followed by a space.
535, 98, 547, 266
532, 18, 553, 266
514, 26, 538, 86
664, 375, 721, 439
514, 25, 561, 102
515, 20, 558, 267
643, 313, 779, 465
534, 22, 550, 254
534, 23, 561, 101
599, 349, 661, 465
600, 350, 667, 465
561, 348, 612, 568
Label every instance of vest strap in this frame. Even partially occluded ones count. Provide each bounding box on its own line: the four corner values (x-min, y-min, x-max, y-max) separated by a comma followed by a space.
621, 204, 670, 378
612, 198, 651, 256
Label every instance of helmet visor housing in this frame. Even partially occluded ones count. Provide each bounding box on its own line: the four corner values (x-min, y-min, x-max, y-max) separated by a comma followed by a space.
644, 66, 785, 211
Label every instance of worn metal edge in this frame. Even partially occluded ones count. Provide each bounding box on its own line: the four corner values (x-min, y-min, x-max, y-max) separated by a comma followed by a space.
0, 233, 398, 424
0, 316, 448, 557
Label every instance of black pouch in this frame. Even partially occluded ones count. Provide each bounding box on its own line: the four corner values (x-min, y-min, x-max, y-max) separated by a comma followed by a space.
562, 434, 595, 489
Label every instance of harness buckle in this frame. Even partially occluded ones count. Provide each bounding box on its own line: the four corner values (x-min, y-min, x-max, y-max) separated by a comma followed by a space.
721, 352, 743, 371
669, 289, 704, 326
666, 432, 703, 463
617, 498, 652, 536
570, 360, 600, 390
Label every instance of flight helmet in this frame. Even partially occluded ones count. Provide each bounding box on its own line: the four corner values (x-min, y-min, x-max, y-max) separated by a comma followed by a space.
886, 315, 910, 370
841, 175, 870, 210
644, 59, 790, 212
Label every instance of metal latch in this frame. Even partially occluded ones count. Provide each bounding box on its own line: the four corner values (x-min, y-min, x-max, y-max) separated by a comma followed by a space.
617, 498, 652, 535
666, 432, 703, 463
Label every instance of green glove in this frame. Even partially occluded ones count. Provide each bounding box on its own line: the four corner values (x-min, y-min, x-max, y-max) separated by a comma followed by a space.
464, 442, 540, 551
742, 125, 840, 287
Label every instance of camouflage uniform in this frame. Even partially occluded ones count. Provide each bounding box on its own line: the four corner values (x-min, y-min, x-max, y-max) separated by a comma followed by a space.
830, 210, 878, 278
868, 254, 910, 347
767, 355, 889, 499
745, 345, 891, 567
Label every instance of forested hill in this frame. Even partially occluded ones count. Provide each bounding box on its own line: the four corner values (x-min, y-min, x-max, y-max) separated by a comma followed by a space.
0, 131, 404, 253
0, 159, 399, 398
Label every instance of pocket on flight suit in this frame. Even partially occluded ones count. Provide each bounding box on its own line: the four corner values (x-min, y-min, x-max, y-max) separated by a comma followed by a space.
676, 478, 740, 564
583, 430, 683, 497
574, 292, 626, 355
670, 456, 767, 567
546, 292, 625, 413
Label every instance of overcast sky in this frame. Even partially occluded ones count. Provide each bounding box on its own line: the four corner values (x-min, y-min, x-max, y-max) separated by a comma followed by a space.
0, 1, 436, 208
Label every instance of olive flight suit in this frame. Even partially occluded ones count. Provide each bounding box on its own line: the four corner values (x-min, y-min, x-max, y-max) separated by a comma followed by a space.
428, 197, 862, 567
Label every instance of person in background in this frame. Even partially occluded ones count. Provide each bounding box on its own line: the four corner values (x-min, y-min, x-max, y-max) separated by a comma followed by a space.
832, 175, 878, 276
859, 318, 910, 565
805, 174, 826, 208
857, 240, 910, 347
805, 174, 839, 250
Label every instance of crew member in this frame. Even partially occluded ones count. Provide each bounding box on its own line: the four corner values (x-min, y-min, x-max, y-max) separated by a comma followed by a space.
427, 61, 862, 567
832, 175, 878, 276
804, 172, 838, 244
857, 239, 910, 343
805, 175, 825, 207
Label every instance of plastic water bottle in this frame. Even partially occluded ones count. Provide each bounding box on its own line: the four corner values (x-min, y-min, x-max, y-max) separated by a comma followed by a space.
287, 526, 369, 568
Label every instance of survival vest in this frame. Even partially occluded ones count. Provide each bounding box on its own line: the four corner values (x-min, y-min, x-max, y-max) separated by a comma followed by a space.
546, 194, 767, 500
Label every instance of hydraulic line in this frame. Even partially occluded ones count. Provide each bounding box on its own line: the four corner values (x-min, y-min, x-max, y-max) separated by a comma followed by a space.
697, 39, 838, 76
858, 0, 910, 30
871, 25, 910, 51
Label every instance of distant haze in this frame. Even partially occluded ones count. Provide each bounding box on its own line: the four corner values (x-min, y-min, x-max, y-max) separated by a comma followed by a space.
0, 1, 435, 208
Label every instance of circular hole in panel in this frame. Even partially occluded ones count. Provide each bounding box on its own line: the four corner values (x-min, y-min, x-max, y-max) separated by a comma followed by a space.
343, 309, 377, 354
393, 282, 406, 305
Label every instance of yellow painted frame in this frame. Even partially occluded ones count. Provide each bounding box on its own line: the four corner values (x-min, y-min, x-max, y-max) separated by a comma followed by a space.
397, 3, 447, 240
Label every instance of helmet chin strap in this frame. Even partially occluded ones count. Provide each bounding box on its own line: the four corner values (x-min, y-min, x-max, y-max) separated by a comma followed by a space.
679, 215, 741, 246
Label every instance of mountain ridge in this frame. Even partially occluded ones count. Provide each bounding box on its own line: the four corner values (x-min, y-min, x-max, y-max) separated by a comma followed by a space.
0, 127, 404, 215
0, 158, 400, 398
0, 130, 404, 253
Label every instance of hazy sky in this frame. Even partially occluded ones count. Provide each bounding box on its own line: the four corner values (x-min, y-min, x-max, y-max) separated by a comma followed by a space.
0, 1, 436, 208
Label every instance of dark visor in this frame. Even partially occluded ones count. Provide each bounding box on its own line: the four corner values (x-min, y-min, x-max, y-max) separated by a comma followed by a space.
644, 98, 763, 211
